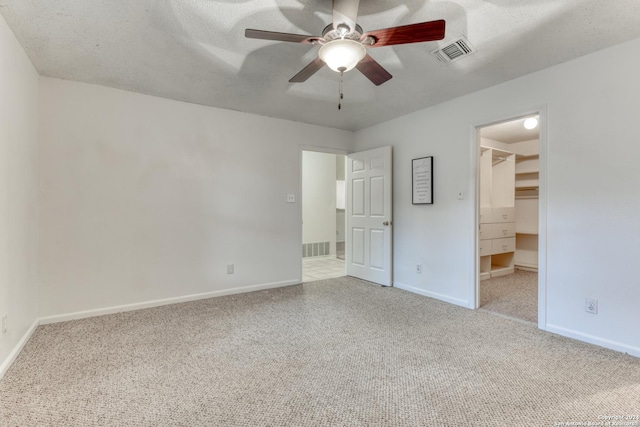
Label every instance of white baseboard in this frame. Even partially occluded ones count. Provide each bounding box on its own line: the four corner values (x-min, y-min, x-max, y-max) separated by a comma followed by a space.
39, 279, 300, 325
0, 318, 39, 380
393, 281, 470, 308
545, 323, 640, 358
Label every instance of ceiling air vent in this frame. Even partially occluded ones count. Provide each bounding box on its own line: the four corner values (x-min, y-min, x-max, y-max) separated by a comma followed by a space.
431, 36, 476, 64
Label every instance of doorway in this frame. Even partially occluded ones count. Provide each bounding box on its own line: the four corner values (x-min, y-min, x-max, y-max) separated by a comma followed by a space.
475, 114, 543, 323
301, 150, 347, 282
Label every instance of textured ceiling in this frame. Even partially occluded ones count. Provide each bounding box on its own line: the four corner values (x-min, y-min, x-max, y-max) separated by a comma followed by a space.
2, 0, 640, 131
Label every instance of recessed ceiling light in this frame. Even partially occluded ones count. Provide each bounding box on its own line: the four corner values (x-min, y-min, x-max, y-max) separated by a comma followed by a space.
524, 117, 538, 130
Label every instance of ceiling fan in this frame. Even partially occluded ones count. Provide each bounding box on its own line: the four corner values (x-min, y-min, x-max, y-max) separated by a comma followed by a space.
245, 0, 446, 87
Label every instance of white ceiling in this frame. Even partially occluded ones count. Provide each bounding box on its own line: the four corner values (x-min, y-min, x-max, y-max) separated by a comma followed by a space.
2, 0, 640, 131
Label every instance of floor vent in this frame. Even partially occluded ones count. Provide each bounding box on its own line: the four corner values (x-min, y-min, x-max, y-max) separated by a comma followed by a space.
302, 242, 330, 258
431, 36, 476, 64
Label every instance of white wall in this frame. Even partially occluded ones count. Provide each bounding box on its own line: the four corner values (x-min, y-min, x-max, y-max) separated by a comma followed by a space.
0, 14, 40, 375
354, 37, 640, 356
302, 151, 336, 255
38, 78, 353, 318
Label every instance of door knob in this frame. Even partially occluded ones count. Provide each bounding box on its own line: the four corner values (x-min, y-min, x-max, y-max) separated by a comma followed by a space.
383, 221, 390, 226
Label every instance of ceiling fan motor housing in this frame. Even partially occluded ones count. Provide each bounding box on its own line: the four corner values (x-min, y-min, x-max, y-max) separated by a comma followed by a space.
321, 23, 364, 42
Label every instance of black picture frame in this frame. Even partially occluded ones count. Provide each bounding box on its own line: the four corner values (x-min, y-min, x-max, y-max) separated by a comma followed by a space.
412, 156, 433, 204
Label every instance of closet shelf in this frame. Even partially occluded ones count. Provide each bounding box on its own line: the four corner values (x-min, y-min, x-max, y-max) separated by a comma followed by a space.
515, 153, 539, 160
515, 188, 539, 198
515, 184, 539, 190
515, 172, 538, 179
514, 262, 538, 271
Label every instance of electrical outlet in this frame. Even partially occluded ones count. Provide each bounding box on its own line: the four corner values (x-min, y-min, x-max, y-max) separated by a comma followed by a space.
286, 193, 295, 203
227, 264, 234, 274
2, 315, 7, 334
585, 298, 598, 314
416, 264, 422, 274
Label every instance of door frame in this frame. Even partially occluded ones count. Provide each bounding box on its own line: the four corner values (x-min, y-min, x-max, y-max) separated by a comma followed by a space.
470, 106, 548, 330
299, 145, 348, 282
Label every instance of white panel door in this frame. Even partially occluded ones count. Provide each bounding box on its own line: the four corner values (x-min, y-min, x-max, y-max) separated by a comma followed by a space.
346, 146, 393, 286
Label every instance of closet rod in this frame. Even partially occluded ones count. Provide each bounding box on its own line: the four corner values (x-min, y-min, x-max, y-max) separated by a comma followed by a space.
492, 155, 514, 161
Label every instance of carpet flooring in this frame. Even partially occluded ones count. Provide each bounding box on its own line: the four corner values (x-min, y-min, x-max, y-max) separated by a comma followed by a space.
1, 277, 639, 426
480, 270, 538, 323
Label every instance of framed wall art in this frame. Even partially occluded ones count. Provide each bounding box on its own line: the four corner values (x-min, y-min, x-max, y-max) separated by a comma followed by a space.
412, 156, 433, 204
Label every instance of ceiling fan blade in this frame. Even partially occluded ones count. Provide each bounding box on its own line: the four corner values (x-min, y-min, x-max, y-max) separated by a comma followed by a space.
356, 55, 392, 86
245, 29, 317, 44
289, 57, 325, 83
333, 0, 360, 32
362, 19, 445, 47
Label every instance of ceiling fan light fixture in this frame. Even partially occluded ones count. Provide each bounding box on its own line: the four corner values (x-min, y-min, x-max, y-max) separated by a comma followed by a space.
523, 117, 539, 130
318, 39, 366, 72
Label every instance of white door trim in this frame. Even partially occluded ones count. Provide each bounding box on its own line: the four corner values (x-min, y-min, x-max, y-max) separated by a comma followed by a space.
470, 106, 548, 330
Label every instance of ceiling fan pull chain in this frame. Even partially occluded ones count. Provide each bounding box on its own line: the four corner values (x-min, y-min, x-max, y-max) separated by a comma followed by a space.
338, 67, 346, 110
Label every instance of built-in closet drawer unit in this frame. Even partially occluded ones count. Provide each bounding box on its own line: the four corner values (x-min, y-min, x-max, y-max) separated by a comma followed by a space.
480, 207, 492, 224
479, 223, 492, 240
479, 239, 492, 256
491, 222, 515, 239
492, 237, 516, 255
492, 207, 515, 223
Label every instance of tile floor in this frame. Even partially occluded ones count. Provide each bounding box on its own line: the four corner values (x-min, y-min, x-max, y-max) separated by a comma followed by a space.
303, 257, 346, 282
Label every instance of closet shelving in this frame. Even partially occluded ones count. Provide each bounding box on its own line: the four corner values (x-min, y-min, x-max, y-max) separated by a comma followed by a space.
515, 154, 539, 193
514, 144, 539, 271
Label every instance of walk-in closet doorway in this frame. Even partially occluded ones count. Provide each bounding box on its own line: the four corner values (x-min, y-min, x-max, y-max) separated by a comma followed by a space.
473, 110, 547, 328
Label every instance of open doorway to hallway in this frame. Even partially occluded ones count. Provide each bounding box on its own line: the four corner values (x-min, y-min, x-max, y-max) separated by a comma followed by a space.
301, 151, 346, 282
477, 115, 540, 323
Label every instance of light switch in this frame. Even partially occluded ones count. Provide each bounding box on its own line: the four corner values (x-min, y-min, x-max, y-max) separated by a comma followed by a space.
286, 193, 295, 203
457, 191, 464, 200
